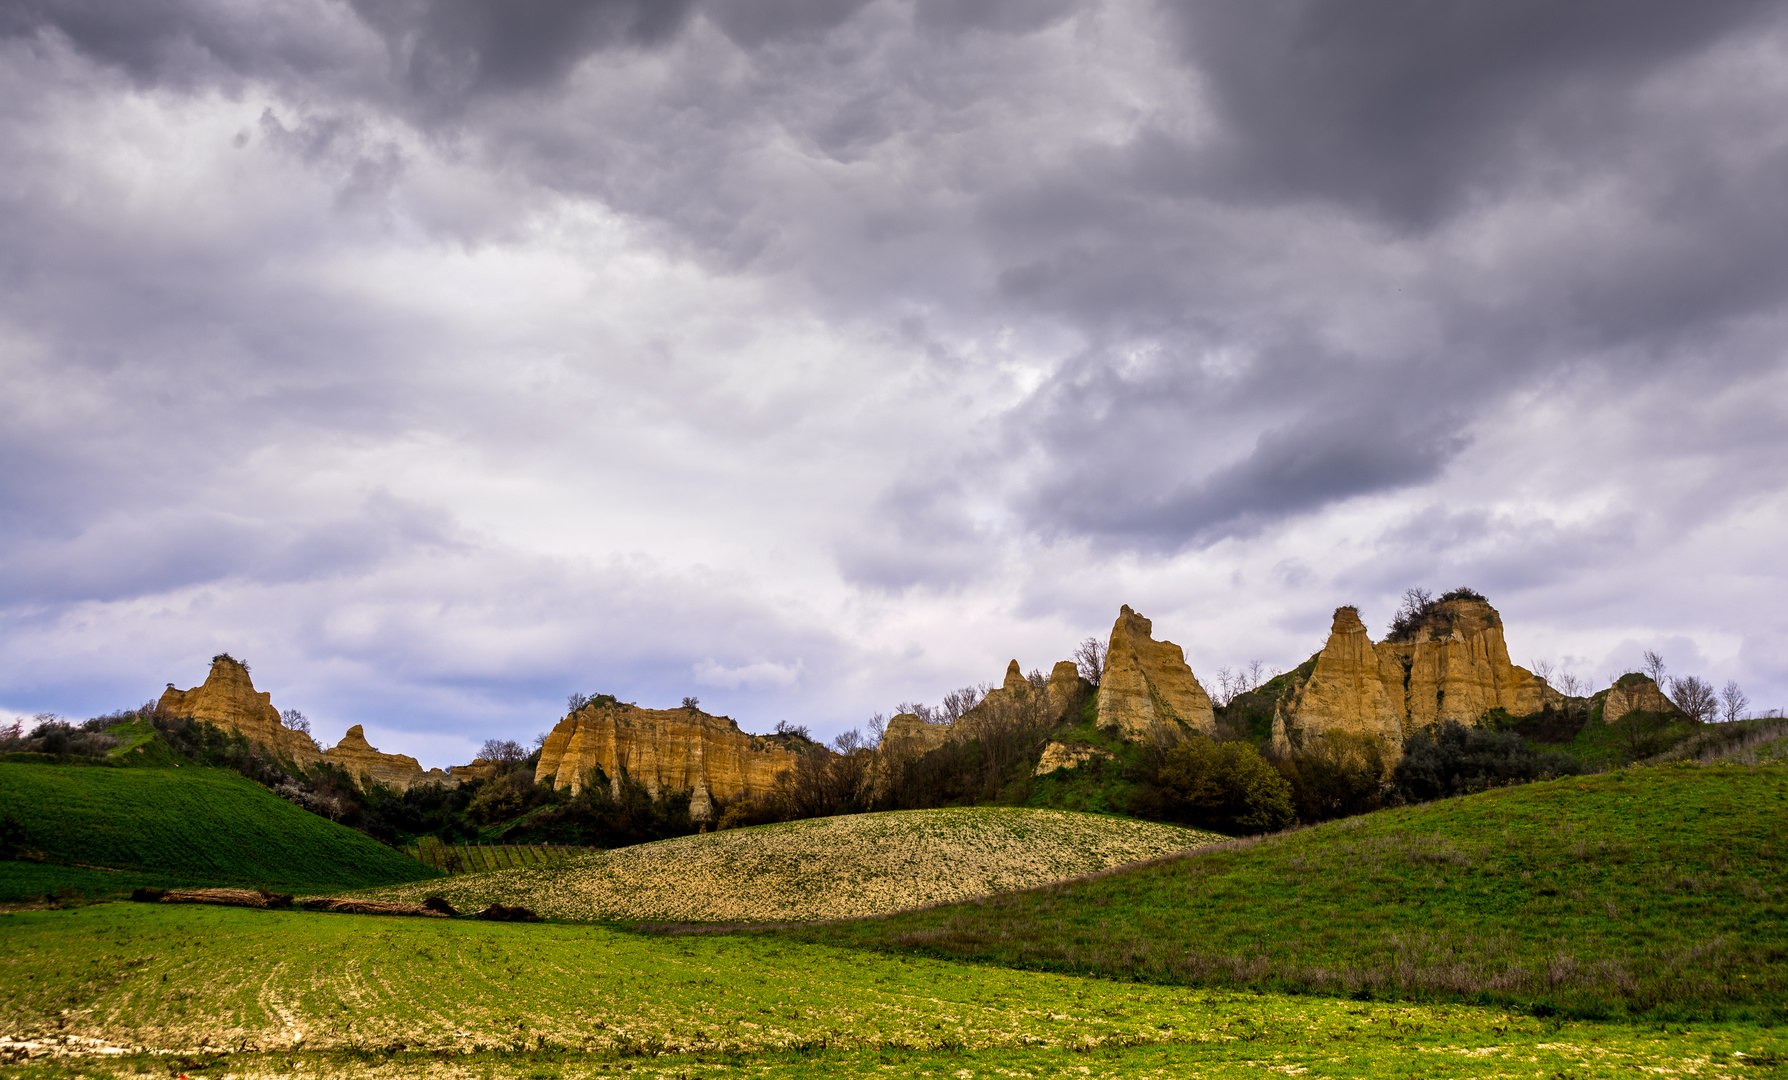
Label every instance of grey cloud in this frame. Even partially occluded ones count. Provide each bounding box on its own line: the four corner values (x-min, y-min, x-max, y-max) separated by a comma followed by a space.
703, 0, 874, 48
1024, 401, 1470, 549
913, 0, 1077, 37
1160, 0, 1783, 224
348, 0, 695, 105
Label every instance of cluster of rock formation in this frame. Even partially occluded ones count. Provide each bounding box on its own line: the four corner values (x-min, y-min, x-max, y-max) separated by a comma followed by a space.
875, 606, 1214, 783
321, 725, 457, 792
155, 656, 457, 792
532, 700, 813, 819
1272, 597, 1562, 754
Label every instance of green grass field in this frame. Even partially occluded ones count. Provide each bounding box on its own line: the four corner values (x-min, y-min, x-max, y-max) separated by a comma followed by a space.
767, 765, 1788, 1021
362, 807, 1218, 922
0, 763, 438, 899
0, 902, 1780, 1078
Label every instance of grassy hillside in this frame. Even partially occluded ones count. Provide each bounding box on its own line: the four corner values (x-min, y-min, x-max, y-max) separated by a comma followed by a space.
2, 903, 1780, 1078
770, 765, 1788, 1021
365, 807, 1218, 921
0, 762, 438, 899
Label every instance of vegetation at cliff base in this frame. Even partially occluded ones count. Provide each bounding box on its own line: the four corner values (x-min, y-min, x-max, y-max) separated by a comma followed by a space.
0, 763, 438, 900
361, 807, 1218, 922
1, 902, 1780, 1078
767, 765, 1788, 1021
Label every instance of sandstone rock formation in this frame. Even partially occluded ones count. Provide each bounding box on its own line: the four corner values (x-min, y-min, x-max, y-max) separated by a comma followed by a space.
322, 725, 458, 793
879, 712, 954, 760
1276, 595, 1560, 747
1601, 673, 1679, 726
447, 758, 505, 781
1373, 596, 1556, 732
962, 660, 1090, 732
535, 701, 812, 820
1096, 606, 1215, 739
1034, 741, 1114, 776
155, 656, 320, 765
1281, 607, 1406, 744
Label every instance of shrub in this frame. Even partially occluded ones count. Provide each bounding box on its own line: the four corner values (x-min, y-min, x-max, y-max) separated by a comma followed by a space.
1396, 720, 1581, 801
1133, 737, 1296, 835
1272, 731, 1396, 823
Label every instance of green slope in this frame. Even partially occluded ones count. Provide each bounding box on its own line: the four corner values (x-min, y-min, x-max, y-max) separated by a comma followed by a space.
772, 765, 1788, 1021
0, 762, 438, 899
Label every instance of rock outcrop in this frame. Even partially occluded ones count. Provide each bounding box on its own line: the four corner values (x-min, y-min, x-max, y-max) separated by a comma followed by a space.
1034, 741, 1113, 776
1373, 597, 1556, 732
1282, 607, 1404, 744
1601, 673, 1679, 726
155, 656, 320, 765
534, 701, 812, 820
1277, 595, 1560, 747
1096, 606, 1215, 739
322, 725, 458, 793
447, 758, 506, 781
962, 660, 1090, 732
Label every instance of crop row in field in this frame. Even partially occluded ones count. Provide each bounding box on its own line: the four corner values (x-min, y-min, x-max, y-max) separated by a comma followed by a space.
0, 903, 1780, 1079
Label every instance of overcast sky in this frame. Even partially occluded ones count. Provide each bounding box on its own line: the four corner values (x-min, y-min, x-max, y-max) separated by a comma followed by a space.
4, 0, 1786, 766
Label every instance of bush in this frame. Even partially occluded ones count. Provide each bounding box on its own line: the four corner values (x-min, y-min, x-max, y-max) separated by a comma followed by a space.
1272, 731, 1396, 823
501, 767, 696, 848
1396, 721, 1581, 802
1132, 737, 1296, 835
466, 770, 554, 825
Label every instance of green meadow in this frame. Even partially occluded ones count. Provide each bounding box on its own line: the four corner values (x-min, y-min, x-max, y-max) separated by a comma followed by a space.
0, 902, 1781, 1079
771, 765, 1788, 1021
0, 763, 437, 900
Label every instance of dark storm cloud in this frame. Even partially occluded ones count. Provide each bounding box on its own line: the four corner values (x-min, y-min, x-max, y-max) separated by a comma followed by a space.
1028, 407, 1470, 549
1161, 0, 1784, 223
347, 0, 695, 103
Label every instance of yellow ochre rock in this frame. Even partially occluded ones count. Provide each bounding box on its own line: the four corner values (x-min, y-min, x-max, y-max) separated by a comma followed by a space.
1284, 606, 1404, 744
322, 725, 457, 793
1095, 605, 1215, 739
1373, 597, 1555, 732
1034, 741, 1113, 776
1601, 674, 1679, 726
155, 656, 320, 765
534, 701, 812, 820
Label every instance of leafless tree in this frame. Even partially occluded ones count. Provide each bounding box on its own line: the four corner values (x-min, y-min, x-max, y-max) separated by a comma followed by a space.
681, 696, 701, 711
279, 708, 310, 734
895, 702, 940, 723
940, 686, 982, 721
1026, 667, 1048, 693
1643, 650, 1667, 685
866, 712, 886, 748
480, 738, 527, 764
567, 692, 591, 713
1669, 675, 1718, 724
1531, 659, 1555, 684
1721, 680, 1749, 724
1554, 670, 1586, 697
1073, 637, 1107, 687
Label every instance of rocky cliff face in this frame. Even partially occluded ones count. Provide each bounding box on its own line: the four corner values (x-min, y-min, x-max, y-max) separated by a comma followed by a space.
1282, 607, 1404, 744
155, 656, 321, 765
534, 702, 811, 820
1278, 596, 1557, 745
1374, 597, 1555, 731
1096, 606, 1215, 739
1601, 674, 1679, 725
322, 725, 458, 793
